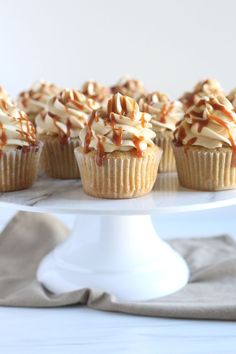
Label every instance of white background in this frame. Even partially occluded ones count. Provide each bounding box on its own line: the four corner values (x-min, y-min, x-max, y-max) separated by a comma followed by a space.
1, 2, 236, 353
1, 0, 236, 99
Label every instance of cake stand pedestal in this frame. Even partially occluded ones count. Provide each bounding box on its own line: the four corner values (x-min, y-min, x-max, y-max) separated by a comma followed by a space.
37, 214, 188, 300
1, 173, 236, 301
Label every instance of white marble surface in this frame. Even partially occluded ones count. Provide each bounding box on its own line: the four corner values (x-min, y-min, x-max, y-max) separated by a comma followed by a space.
1, 208, 236, 353
2, 174, 236, 215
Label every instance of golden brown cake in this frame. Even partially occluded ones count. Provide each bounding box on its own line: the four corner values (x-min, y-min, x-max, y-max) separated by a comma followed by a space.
0, 99, 42, 192
17, 80, 61, 123
35, 89, 100, 179
75, 93, 162, 198
139, 92, 184, 172
179, 79, 224, 111
173, 95, 236, 191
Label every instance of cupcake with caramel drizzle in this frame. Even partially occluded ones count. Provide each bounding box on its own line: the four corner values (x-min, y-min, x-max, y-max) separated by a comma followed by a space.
81, 80, 111, 107
17, 80, 61, 123
35, 89, 100, 179
179, 79, 224, 110
139, 91, 184, 172
111, 76, 146, 101
75, 93, 162, 199
0, 99, 42, 192
173, 95, 236, 190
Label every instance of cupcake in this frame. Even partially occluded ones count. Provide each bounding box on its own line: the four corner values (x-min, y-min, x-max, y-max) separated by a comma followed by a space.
75, 93, 162, 199
111, 76, 146, 101
180, 79, 224, 110
81, 80, 111, 107
173, 95, 236, 191
0, 99, 42, 192
139, 92, 184, 172
36, 89, 100, 179
17, 80, 61, 123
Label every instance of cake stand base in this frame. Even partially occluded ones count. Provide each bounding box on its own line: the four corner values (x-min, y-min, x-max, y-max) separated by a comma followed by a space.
37, 215, 189, 301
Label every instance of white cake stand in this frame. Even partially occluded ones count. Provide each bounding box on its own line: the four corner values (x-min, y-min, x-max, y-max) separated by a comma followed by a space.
1, 173, 236, 301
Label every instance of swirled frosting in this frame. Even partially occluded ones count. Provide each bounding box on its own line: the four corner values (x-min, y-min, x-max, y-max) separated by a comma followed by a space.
18, 80, 61, 116
111, 76, 146, 100
139, 92, 184, 132
174, 95, 236, 149
81, 80, 111, 105
0, 99, 37, 151
180, 79, 224, 110
79, 93, 156, 165
227, 88, 236, 108
0, 86, 13, 103
36, 89, 100, 141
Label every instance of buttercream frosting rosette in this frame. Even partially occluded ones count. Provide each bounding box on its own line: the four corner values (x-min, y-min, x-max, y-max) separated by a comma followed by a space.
111, 76, 146, 101
81, 80, 111, 107
0, 99, 42, 192
139, 92, 184, 172
75, 92, 162, 199
180, 79, 224, 110
36, 89, 100, 179
17, 80, 61, 123
173, 95, 236, 190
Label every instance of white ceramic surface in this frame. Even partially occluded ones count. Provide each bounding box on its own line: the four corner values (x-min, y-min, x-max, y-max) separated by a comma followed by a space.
37, 215, 189, 301
1, 173, 236, 215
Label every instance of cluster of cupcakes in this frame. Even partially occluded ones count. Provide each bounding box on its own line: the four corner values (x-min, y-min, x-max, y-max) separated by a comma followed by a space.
1, 76, 236, 196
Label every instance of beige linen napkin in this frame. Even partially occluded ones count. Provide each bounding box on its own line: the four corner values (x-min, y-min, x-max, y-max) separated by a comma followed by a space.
0, 211, 236, 320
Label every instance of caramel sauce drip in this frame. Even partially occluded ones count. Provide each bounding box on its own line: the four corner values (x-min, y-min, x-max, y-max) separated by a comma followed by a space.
17, 111, 36, 145
84, 110, 97, 153
140, 113, 146, 128
133, 136, 144, 157
0, 122, 7, 150
96, 137, 105, 166
113, 126, 122, 146
178, 126, 186, 141
159, 102, 174, 123
186, 137, 197, 146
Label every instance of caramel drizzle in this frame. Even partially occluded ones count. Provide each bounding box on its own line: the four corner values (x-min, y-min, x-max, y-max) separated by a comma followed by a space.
84, 110, 98, 153
133, 136, 144, 157
84, 95, 146, 165
159, 102, 174, 123
0, 122, 7, 150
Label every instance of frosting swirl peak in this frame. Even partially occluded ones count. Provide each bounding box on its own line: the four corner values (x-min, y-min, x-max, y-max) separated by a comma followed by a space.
79, 93, 156, 165
139, 92, 184, 132
36, 89, 100, 141
18, 80, 61, 116
180, 79, 224, 110
81, 80, 111, 105
174, 95, 236, 150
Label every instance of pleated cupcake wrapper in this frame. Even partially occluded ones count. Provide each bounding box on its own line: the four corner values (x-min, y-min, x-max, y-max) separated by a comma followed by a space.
75, 147, 162, 199
40, 137, 80, 179
173, 145, 236, 191
0, 144, 42, 192
154, 132, 176, 172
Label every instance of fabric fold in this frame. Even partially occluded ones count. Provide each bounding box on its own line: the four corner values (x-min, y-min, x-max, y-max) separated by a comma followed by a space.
0, 211, 236, 320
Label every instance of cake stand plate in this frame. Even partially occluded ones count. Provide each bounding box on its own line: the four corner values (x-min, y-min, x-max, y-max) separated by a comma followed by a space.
1, 173, 235, 301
